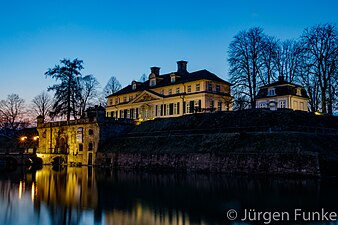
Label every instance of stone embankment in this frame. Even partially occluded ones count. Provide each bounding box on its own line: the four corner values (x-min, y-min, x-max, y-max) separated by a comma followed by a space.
96, 109, 338, 176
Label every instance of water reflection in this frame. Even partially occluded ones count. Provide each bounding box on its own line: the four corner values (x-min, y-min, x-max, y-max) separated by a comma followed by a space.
0, 166, 337, 225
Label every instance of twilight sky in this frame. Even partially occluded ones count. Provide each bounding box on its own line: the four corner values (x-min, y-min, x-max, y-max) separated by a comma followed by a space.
0, 0, 338, 103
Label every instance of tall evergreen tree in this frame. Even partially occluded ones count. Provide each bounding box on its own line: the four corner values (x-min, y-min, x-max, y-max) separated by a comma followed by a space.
45, 58, 84, 120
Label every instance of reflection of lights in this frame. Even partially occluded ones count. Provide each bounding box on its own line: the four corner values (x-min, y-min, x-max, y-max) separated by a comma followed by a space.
18, 181, 23, 199
31, 183, 35, 201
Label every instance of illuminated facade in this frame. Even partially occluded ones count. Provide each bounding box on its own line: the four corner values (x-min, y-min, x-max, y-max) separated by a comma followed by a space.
106, 61, 232, 121
36, 106, 132, 165
256, 76, 309, 111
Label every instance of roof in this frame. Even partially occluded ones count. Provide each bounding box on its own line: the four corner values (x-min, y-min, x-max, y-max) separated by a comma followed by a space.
256, 78, 309, 99
107, 69, 230, 97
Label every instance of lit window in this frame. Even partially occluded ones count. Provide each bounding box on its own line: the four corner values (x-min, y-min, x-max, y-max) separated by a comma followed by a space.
279, 100, 286, 108
259, 103, 267, 108
123, 96, 127, 102
132, 83, 137, 90
210, 100, 214, 111
176, 87, 180, 94
196, 84, 200, 91
187, 85, 191, 93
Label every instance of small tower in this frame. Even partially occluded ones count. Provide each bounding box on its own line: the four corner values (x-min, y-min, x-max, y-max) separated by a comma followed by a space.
36, 115, 44, 126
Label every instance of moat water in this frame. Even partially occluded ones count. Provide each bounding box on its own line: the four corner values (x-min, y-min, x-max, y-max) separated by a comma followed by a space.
0, 166, 337, 225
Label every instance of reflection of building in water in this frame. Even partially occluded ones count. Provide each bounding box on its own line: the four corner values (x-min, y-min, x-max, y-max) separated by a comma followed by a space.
104, 203, 199, 225
35, 167, 97, 208
36, 106, 132, 165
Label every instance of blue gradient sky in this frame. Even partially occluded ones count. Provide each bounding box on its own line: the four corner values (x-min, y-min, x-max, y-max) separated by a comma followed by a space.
1, 0, 338, 103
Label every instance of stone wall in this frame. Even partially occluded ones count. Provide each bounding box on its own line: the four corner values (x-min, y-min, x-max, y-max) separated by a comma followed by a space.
95, 152, 320, 177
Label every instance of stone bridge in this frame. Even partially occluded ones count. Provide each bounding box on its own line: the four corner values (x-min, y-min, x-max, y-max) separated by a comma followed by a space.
0, 153, 42, 169
36, 153, 69, 165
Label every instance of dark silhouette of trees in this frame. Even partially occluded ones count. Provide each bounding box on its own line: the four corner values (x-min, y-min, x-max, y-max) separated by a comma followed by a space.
228, 27, 270, 109
300, 23, 338, 114
31, 91, 52, 121
103, 75, 122, 96
0, 94, 27, 134
45, 58, 84, 120
228, 24, 338, 114
79, 74, 100, 116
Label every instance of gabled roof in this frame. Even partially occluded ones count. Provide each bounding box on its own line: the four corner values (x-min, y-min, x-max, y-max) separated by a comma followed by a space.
107, 69, 229, 97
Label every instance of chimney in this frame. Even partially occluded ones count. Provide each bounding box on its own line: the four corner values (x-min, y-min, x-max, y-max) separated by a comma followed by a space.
150, 67, 160, 76
177, 60, 188, 74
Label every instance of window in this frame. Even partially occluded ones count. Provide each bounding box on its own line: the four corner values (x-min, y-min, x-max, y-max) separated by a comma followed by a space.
88, 129, 94, 135
79, 144, 83, 152
174, 103, 177, 115
196, 84, 200, 91
210, 100, 214, 111
267, 89, 275, 96
129, 95, 133, 101
218, 101, 222, 111
115, 98, 119, 104
300, 102, 304, 110
150, 79, 156, 87
132, 83, 137, 90
208, 83, 213, 92
171, 76, 175, 83
88, 142, 93, 151
176, 87, 180, 94
259, 102, 267, 108
279, 100, 286, 108
216, 85, 220, 93
123, 96, 127, 102
186, 102, 190, 114
169, 103, 174, 115
109, 99, 113, 106
168, 89, 172, 95
187, 85, 191, 93
296, 88, 301, 96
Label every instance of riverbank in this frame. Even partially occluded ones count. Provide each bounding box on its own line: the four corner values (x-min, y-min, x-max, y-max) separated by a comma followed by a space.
96, 109, 338, 176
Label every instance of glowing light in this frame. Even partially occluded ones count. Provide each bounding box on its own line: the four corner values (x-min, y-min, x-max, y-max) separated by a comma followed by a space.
20, 136, 27, 142
33, 136, 39, 141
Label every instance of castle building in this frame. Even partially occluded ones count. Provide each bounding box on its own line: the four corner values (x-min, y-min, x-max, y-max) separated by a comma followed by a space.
36, 106, 132, 165
256, 76, 309, 111
106, 61, 232, 120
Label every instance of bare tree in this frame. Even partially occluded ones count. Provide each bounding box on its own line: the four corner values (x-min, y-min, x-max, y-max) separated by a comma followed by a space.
274, 40, 303, 82
139, 74, 147, 82
31, 91, 52, 121
100, 75, 122, 107
0, 94, 27, 134
228, 27, 268, 109
103, 75, 122, 96
79, 74, 100, 116
261, 36, 278, 84
300, 23, 338, 114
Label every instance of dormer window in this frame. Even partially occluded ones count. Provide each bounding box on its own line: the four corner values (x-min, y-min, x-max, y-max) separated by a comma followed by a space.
171, 76, 175, 83
132, 81, 137, 90
267, 88, 276, 96
150, 79, 156, 87
296, 88, 301, 96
